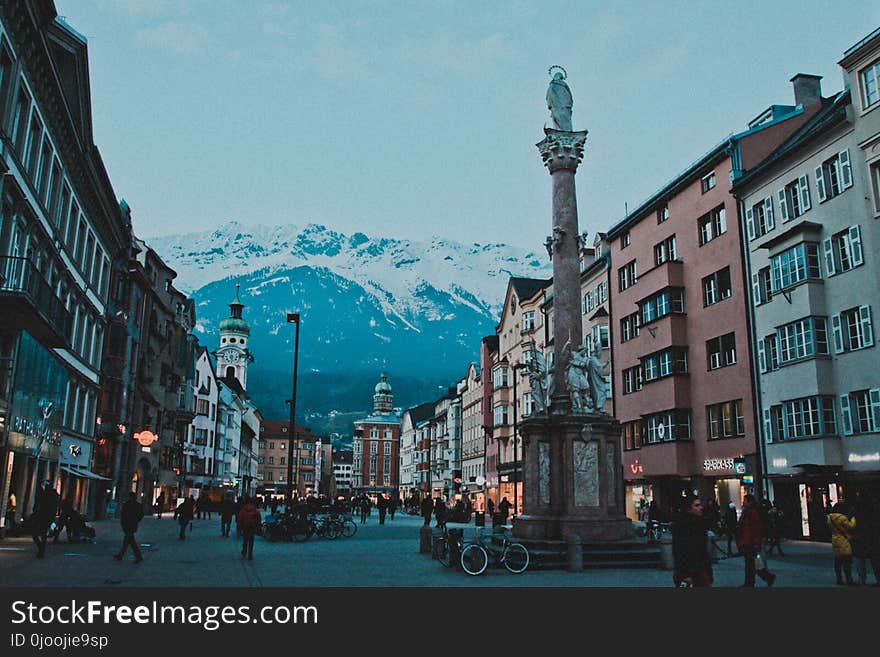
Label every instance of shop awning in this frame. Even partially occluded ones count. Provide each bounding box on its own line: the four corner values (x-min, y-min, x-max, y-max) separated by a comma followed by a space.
60, 465, 112, 481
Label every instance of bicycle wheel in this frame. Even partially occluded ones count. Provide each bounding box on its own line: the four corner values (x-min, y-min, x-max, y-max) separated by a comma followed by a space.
325, 522, 340, 540
503, 542, 530, 574
341, 520, 357, 538
433, 537, 451, 567
460, 543, 489, 576
291, 523, 311, 542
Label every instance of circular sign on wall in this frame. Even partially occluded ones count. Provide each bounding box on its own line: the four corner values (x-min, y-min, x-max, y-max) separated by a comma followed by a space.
475, 475, 485, 486
134, 431, 159, 447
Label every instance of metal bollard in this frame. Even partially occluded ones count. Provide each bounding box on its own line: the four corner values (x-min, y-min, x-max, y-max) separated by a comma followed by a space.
419, 525, 433, 554
566, 533, 583, 572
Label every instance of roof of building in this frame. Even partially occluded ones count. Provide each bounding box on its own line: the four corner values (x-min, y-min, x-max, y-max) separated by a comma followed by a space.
405, 401, 436, 424
355, 413, 401, 426
840, 26, 880, 65
510, 277, 552, 301
374, 372, 392, 395
731, 91, 850, 192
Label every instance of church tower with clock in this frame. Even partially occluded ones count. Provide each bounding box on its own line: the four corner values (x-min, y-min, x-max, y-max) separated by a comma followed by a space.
216, 284, 252, 390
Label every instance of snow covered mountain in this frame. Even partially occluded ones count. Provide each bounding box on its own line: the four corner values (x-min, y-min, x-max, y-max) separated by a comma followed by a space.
148, 221, 551, 432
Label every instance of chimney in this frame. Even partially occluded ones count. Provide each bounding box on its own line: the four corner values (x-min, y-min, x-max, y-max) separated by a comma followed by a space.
790, 74, 822, 107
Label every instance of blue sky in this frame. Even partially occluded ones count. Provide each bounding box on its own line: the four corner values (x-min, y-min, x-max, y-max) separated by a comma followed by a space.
58, 1, 879, 249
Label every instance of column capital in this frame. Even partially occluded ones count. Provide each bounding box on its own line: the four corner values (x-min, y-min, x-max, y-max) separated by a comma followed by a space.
536, 128, 588, 173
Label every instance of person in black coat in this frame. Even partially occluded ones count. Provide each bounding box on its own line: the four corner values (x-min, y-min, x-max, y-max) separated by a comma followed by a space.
220, 494, 235, 537
420, 496, 433, 526
434, 497, 448, 529
114, 492, 144, 563
155, 492, 165, 520
672, 497, 713, 587
377, 494, 388, 525
31, 481, 59, 558
177, 496, 194, 540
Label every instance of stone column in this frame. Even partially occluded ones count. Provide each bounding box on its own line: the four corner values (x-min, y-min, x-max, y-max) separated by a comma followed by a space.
537, 128, 588, 412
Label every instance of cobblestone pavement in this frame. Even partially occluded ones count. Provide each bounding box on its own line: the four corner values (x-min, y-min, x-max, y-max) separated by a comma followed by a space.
0, 513, 869, 588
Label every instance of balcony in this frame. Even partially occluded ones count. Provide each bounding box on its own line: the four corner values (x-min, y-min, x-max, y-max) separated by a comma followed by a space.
637, 258, 685, 291
0, 257, 72, 347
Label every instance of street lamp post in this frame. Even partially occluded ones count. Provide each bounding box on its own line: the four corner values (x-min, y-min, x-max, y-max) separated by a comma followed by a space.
286, 313, 300, 505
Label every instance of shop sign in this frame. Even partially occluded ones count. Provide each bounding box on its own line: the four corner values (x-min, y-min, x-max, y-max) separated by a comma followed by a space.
60, 435, 91, 468
849, 452, 880, 463
733, 458, 747, 475
703, 457, 734, 472
772, 458, 788, 468
135, 430, 159, 447
629, 459, 643, 474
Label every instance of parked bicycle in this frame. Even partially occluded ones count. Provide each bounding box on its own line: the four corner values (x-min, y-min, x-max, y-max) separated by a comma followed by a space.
459, 531, 529, 576
432, 526, 463, 567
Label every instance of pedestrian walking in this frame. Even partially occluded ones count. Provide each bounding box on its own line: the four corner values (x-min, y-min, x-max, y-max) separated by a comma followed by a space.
434, 497, 448, 529
177, 495, 194, 540
420, 496, 433, 526
766, 502, 786, 556
377, 494, 388, 525
487, 498, 495, 519
53, 497, 75, 543
672, 496, 713, 587
114, 492, 144, 563
194, 496, 202, 520
237, 496, 261, 561
5, 491, 17, 534
220, 494, 235, 537
736, 494, 776, 587
851, 493, 880, 586
724, 501, 738, 556
497, 496, 512, 527
359, 495, 370, 524
155, 492, 165, 520
31, 481, 59, 558
388, 495, 397, 521
827, 501, 856, 585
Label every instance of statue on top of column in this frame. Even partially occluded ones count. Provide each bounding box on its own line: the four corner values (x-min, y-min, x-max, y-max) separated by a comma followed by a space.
546, 66, 573, 132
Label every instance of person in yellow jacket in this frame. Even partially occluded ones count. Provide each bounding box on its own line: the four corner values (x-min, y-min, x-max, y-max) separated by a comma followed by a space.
827, 502, 856, 585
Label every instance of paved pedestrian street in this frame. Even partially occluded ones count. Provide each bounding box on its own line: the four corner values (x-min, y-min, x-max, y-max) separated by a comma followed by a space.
0, 514, 863, 588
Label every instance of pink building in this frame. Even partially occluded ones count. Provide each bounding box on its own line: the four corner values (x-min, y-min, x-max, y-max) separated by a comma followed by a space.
608, 78, 824, 518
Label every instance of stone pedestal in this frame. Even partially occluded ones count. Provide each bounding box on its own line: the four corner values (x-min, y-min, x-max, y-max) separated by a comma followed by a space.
513, 413, 633, 542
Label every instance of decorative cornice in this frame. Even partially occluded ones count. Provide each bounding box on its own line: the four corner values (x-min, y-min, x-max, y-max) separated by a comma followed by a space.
536, 128, 588, 173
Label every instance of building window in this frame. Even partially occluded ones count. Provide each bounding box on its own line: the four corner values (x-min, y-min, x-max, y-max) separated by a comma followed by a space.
269, 441, 274, 449
640, 288, 685, 324
832, 306, 874, 353
657, 204, 669, 224
861, 58, 880, 109
702, 267, 732, 307
493, 367, 509, 389
778, 176, 811, 222
595, 281, 607, 304
707, 399, 745, 440
586, 324, 609, 354
622, 421, 642, 450
522, 311, 536, 332
259, 441, 266, 450
268, 456, 274, 465
782, 396, 837, 439
751, 267, 773, 306
824, 226, 864, 276
701, 171, 716, 193
773, 317, 829, 365
698, 205, 726, 245
871, 160, 880, 214
620, 312, 641, 343
707, 332, 736, 370
618, 260, 637, 292
370, 441, 378, 454
840, 389, 880, 435
582, 291, 594, 315
770, 242, 821, 291
642, 347, 687, 382
653, 235, 677, 266
622, 366, 643, 395
621, 231, 631, 249
643, 410, 691, 443
493, 405, 510, 427
194, 428, 208, 445
746, 197, 774, 240
816, 150, 853, 202
280, 457, 285, 465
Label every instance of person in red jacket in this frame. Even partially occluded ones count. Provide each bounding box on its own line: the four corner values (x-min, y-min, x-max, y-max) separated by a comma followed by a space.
736, 494, 776, 587
237, 496, 262, 561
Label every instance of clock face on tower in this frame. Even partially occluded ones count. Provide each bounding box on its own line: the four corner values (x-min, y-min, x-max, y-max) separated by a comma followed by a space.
223, 351, 240, 364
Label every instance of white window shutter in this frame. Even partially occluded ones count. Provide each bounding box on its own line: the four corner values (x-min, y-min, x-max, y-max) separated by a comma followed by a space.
763, 408, 773, 443
832, 314, 844, 353
870, 389, 880, 432
849, 225, 863, 266
840, 394, 853, 435
859, 305, 873, 346
764, 196, 775, 230
798, 175, 811, 211
751, 272, 761, 306
839, 149, 853, 189
746, 206, 755, 240
816, 166, 827, 202
758, 339, 766, 373
777, 189, 788, 222
823, 238, 836, 276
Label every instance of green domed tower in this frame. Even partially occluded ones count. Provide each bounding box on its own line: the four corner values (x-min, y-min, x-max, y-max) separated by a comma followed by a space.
216, 284, 252, 389
373, 372, 393, 414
